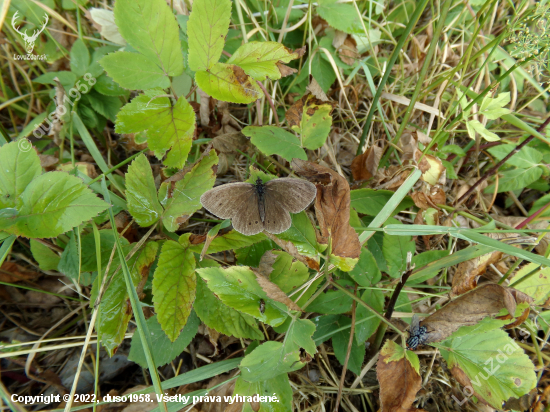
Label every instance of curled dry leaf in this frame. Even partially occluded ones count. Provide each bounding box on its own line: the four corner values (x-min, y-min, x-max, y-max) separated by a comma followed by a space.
198, 87, 212, 127
377, 341, 424, 412
411, 186, 445, 209
337, 35, 360, 66
351, 145, 383, 181
285, 93, 335, 131
421, 284, 533, 344
291, 159, 361, 260
86, 8, 126, 45
212, 132, 248, 153
306, 76, 329, 102
252, 269, 301, 311
0, 261, 41, 283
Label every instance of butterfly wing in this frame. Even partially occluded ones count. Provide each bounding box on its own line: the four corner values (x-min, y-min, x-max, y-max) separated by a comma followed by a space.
263, 195, 292, 234
264, 178, 317, 213
200, 183, 254, 219
230, 189, 264, 236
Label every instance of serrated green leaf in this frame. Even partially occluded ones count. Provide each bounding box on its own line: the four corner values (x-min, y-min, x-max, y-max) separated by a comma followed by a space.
100, 52, 171, 90
116, 91, 195, 168
30, 239, 61, 271
234, 374, 292, 412
350, 189, 414, 216
195, 275, 264, 340
286, 318, 317, 357
94, 74, 130, 96
57, 231, 80, 280
129, 312, 200, 368
243, 125, 307, 163
437, 319, 536, 408
312, 314, 342, 344
196, 266, 287, 327
239, 341, 303, 382
383, 231, 416, 278
85, 90, 122, 121
70, 39, 90, 77
0, 141, 41, 209
98, 242, 156, 355
480, 92, 510, 112
125, 154, 163, 227
196, 63, 262, 104
153, 236, 196, 342
160, 150, 218, 232
2, 172, 109, 238
114, 0, 183, 76
187, 0, 231, 71
88, 45, 120, 79
481, 108, 511, 120
267, 251, 309, 294
348, 248, 381, 287
332, 316, 365, 374
227, 41, 300, 81
316, 0, 364, 34
485, 167, 543, 193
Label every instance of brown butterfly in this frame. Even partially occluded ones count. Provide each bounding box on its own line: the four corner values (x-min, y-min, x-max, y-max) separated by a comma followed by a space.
200, 177, 316, 236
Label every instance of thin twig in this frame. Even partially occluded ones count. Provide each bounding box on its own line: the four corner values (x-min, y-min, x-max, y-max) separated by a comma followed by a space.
256, 80, 280, 126
454, 115, 550, 207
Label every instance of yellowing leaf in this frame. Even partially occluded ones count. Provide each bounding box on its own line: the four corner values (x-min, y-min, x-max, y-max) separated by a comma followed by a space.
125, 154, 163, 227
196, 63, 263, 104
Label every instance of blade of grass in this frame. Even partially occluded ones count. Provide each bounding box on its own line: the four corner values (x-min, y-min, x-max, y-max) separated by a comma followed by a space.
0, 235, 16, 267
356, 0, 430, 155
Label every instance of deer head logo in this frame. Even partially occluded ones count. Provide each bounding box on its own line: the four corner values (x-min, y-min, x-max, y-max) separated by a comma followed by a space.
12, 11, 49, 54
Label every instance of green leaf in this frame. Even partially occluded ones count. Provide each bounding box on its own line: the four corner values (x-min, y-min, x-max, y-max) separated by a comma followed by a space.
81, 230, 129, 273
116, 91, 196, 168
129, 312, 200, 368
0, 141, 41, 209
2, 172, 109, 238
486, 167, 543, 193
126, 154, 163, 227
85, 90, 122, 121
307, 280, 354, 314
288, 94, 333, 150
70, 39, 90, 77
33, 71, 77, 88
267, 251, 309, 294
437, 319, 536, 408
94, 74, 131, 96
98, 242, 156, 355
351, 189, 414, 216
480, 92, 510, 112
196, 266, 288, 327
312, 314, 342, 344
286, 318, 317, 357
311, 53, 336, 92
114, 0, 183, 76
88, 45, 120, 79
234, 374, 292, 412
30, 239, 61, 271
153, 236, 196, 342
487, 144, 543, 169
275, 212, 325, 261
243, 125, 307, 162
160, 150, 218, 231
332, 316, 365, 374
466, 119, 500, 142
355, 289, 384, 344
383, 231, 415, 278
196, 63, 262, 104
100, 52, 171, 90
187, 0, 231, 71
511, 263, 550, 305
189, 230, 268, 254
235, 239, 277, 267
195, 275, 264, 340
57, 231, 80, 280
239, 341, 302, 382
227, 41, 301, 81
348, 248, 381, 287
316, 0, 364, 34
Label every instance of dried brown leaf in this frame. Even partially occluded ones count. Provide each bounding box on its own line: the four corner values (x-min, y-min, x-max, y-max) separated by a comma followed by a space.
291, 159, 361, 259
350, 146, 382, 181
252, 269, 301, 311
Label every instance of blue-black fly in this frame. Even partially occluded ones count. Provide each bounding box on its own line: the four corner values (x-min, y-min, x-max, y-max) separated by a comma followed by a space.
406, 314, 429, 350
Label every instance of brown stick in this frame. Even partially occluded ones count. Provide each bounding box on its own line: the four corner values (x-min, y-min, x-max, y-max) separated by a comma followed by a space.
256, 80, 280, 127
334, 284, 357, 412
454, 116, 550, 207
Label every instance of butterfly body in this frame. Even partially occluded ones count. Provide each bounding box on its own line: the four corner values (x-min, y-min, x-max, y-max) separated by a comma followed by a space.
406, 314, 429, 350
200, 177, 316, 236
